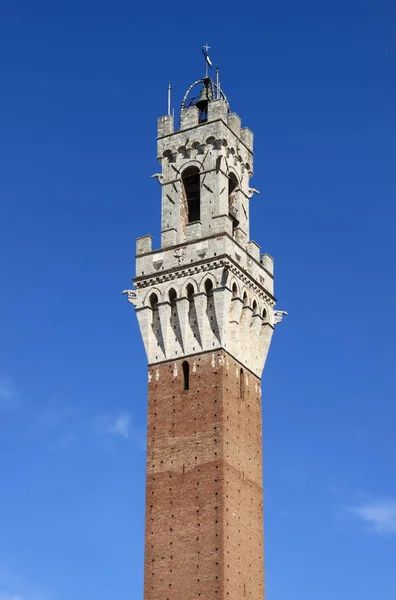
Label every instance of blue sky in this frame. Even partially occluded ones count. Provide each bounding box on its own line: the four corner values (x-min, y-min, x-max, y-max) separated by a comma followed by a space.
0, 0, 395, 598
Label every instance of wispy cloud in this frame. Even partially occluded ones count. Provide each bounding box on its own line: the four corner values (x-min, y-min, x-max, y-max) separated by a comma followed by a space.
108, 413, 132, 439
348, 499, 396, 535
93, 412, 145, 448
93, 412, 132, 439
0, 591, 24, 600
0, 377, 19, 410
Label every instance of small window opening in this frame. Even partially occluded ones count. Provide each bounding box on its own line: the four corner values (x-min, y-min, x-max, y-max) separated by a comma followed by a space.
168, 288, 177, 306
205, 279, 214, 297
228, 173, 239, 235
150, 293, 159, 310
240, 368, 245, 400
205, 279, 213, 310
182, 361, 190, 391
243, 292, 248, 307
149, 293, 159, 326
232, 283, 238, 298
186, 283, 194, 316
182, 167, 200, 223
252, 300, 258, 315
186, 283, 194, 301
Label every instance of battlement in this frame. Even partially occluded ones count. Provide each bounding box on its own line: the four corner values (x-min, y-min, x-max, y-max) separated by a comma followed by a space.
133, 233, 275, 377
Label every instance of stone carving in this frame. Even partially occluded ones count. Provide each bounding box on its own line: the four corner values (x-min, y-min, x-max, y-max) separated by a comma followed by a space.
196, 241, 208, 257
151, 173, 164, 185
173, 247, 186, 263
152, 253, 164, 269
122, 289, 138, 306
273, 310, 288, 324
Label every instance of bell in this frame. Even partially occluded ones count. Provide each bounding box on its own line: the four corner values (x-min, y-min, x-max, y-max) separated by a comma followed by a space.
196, 79, 214, 112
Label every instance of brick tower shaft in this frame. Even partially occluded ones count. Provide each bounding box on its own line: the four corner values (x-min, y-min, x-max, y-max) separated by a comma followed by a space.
145, 351, 264, 600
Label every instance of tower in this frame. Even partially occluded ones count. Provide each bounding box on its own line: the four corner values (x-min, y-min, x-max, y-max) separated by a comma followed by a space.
125, 58, 286, 600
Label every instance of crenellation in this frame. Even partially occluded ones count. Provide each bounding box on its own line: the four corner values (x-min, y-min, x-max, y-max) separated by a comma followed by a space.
186, 220, 202, 241
248, 240, 261, 262
207, 98, 228, 123
261, 253, 274, 275
180, 105, 199, 130
136, 235, 153, 256
160, 228, 177, 248
157, 114, 174, 138
240, 126, 254, 152
227, 112, 242, 136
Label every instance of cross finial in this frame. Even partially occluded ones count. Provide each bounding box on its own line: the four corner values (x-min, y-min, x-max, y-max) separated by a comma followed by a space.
202, 43, 212, 78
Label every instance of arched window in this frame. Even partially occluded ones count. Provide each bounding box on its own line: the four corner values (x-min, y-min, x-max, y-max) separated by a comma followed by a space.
182, 361, 190, 391
204, 279, 213, 311
204, 279, 213, 297
149, 293, 159, 327
186, 283, 194, 300
252, 300, 258, 315
240, 368, 245, 400
149, 293, 159, 310
243, 292, 248, 307
228, 173, 239, 234
168, 288, 177, 306
182, 167, 200, 223
186, 283, 194, 306
186, 283, 194, 316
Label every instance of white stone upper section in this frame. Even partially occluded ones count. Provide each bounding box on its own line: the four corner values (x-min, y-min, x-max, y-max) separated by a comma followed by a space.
130, 94, 277, 378
133, 234, 275, 378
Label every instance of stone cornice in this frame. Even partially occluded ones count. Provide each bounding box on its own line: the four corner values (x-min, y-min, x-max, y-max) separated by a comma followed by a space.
134, 255, 276, 307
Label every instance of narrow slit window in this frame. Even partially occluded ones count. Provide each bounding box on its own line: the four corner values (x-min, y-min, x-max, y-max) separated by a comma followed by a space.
240, 368, 245, 400
182, 361, 190, 391
228, 173, 239, 235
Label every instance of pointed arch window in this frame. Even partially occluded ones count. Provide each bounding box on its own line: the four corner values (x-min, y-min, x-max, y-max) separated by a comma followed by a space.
204, 278, 213, 311
186, 283, 194, 316
149, 293, 159, 323
186, 283, 195, 301
149, 293, 159, 309
182, 167, 200, 223
168, 288, 177, 306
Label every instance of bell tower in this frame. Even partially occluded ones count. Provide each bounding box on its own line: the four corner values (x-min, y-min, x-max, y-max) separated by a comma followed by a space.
125, 56, 286, 600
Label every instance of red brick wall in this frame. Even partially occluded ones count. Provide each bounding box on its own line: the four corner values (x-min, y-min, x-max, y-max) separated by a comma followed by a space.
144, 350, 264, 600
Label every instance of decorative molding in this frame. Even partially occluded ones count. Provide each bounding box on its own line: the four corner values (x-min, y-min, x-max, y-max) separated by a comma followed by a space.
135, 258, 276, 308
